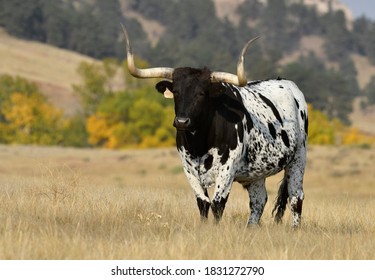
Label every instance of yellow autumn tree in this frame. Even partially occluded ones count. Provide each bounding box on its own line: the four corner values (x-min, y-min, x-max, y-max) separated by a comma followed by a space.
86, 113, 113, 148
307, 104, 337, 145
341, 127, 375, 146
86, 113, 138, 149
1, 92, 65, 144
307, 104, 375, 147
139, 106, 176, 148
86, 102, 176, 149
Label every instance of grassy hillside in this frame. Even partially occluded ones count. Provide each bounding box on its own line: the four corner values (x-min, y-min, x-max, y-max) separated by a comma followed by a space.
2, 26, 375, 134
0, 28, 95, 115
0, 145, 374, 259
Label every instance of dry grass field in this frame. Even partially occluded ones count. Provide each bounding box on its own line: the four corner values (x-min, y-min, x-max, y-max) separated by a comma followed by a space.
0, 144, 374, 260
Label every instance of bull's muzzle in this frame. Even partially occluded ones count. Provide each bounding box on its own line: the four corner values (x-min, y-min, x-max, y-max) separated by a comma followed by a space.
174, 117, 192, 130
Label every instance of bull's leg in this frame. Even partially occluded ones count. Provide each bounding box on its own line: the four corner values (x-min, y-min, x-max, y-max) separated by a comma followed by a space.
197, 189, 210, 220
244, 179, 267, 226
184, 172, 211, 220
286, 149, 306, 228
211, 174, 234, 222
211, 195, 229, 222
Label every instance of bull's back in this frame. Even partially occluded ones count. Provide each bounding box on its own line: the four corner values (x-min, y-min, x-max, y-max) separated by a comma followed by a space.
242, 79, 307, 144
233, 79, 308, 181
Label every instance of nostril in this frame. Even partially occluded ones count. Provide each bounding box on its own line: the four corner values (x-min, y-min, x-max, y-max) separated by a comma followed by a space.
179, 118, 190, 125
176, 117, 188, 124
174, 117, 191, 128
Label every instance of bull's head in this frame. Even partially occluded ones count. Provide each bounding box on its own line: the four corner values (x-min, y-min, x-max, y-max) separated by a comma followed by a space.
121, 24, 259, 132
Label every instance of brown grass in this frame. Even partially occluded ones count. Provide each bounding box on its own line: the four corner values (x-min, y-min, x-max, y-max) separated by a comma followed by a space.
0, 145, 374, 260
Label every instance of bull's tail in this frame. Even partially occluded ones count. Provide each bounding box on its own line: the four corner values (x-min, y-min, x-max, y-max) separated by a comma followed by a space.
272, 173, 289, 223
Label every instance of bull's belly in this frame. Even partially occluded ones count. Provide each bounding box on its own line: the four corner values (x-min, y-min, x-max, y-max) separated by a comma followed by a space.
233, 147, 295, 184
233, 167, 282, 184
198, 159, 284, 188
196, 147, 294, 188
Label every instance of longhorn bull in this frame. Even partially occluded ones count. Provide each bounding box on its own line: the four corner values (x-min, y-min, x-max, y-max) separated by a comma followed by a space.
121, 25, 308, 228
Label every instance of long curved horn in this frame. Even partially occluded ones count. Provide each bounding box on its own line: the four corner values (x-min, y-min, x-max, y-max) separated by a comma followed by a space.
121, 24, 174, 80
210, 36, 260, 87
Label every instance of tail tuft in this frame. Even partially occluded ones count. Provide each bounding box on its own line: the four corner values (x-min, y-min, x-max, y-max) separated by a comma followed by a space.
272, 175, 289, 223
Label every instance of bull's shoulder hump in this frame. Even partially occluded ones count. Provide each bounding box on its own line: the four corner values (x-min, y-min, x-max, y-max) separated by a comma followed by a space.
246, 79, 298, 93
244, 79, 306, 107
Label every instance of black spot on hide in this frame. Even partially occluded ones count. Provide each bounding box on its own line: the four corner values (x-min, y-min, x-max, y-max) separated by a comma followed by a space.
258, 94, 283, 125
294, 98, 300, 109
268, 122, 277, 139
281, 130, 290, 148
230, 87, 254, 132
278, 155, 288, 168
220, 149, 230, 165
305, 114, 309, 135
204, 154, 213, 170
237, 123, 244, 143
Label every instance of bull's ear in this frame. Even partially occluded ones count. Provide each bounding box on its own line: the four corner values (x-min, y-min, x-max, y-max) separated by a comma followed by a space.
208, 83, 226, 98
155, 81, 174, 99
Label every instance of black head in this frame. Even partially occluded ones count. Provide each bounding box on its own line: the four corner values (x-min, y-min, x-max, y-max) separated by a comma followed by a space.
155, 67, 226, 132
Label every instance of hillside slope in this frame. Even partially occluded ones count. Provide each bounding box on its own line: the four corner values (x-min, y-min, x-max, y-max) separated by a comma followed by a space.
1, 5, 375, 134
0, 28, 95, 115
213, 0, 353, 25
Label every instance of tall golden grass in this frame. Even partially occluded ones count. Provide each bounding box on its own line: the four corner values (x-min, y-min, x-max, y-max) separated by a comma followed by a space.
0, 145, 374, 259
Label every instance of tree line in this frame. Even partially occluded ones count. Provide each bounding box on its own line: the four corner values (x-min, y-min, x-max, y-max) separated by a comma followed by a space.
0, 66, 374, 148
1, 0, 375, 67
0, 0, 148, 59
1, 0, 375, 122
1, 0, 375, 148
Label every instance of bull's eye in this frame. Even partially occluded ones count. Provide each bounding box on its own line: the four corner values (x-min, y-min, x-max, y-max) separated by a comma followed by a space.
198, 91, 205, 97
